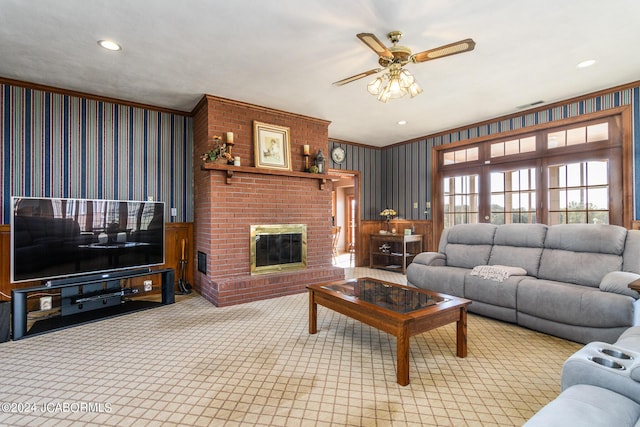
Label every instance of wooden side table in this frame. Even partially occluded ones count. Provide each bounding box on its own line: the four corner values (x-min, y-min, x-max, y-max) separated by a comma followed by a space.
369, 233, 423, 274
628, 278, 640, 293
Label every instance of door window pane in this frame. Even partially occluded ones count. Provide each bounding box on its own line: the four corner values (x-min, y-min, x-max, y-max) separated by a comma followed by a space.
490, 168, 536, 225
547, 160, 609, 225
440, 119, 615, 228
443, 174, 479, 228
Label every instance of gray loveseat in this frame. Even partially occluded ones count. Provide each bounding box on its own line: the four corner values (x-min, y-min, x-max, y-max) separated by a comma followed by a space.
406, 223, 640, 343
524, 326, 640, 426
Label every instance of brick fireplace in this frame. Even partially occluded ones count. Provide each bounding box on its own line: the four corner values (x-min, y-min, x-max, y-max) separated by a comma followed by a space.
192, 95, 344, 306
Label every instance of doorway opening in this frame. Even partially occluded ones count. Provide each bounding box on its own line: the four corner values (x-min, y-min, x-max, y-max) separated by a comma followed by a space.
331, 170, 359, 268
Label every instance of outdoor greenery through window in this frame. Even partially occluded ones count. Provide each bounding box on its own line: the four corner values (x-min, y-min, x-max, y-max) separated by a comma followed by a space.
443, 175, 479, 228
437, 115, 622, 228
548, 160, 609, 224
490, 167, 536, 224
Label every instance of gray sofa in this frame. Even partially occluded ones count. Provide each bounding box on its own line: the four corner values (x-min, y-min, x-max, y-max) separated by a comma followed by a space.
524, 326, 640, 426
406, 223, 640, 343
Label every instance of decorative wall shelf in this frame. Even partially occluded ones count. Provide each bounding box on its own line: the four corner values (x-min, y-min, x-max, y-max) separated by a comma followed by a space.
202, 163, 340, 190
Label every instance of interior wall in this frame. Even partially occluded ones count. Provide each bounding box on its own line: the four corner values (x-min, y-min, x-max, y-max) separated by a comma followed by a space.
327, 142, 383, 219
0, 82, 194, 224
330, 82, 640, 221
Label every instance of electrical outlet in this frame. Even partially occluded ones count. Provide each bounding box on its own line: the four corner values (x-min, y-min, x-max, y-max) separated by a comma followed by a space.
143, 280, 153, 292
40, 296, 52, 311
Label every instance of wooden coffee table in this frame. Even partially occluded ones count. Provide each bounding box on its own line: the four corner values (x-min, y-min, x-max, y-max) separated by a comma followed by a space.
307, 277, 471, 386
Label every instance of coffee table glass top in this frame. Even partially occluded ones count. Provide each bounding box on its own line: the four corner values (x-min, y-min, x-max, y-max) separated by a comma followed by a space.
321, 278, 449, 314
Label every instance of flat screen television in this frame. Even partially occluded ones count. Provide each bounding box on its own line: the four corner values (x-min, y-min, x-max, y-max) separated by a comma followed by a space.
11, 196, 165, 283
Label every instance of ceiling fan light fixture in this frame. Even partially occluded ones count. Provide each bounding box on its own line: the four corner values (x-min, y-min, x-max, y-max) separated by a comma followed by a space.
367, 76, 384, 95
388, 75, 405, 97
377, 89, 392, 103
407, 81, 423, 98
370, 67, 420, 103
336, 31, 476, 103
399, 69, 415, 86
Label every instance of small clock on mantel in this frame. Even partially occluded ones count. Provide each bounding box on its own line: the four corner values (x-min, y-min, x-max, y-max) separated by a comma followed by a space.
331, 146, 346, 164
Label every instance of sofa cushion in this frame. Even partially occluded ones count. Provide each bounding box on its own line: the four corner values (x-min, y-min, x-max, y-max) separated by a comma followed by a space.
406, 265, 467, 298
493, 223, 548, 248
623, 230, 640, 274
538, 249, 622, 288
489, 246, 543, 277
443, 223, 496, 269
464, 273, 526, 309
446, 223, 497, 245
600, 272, 640, 299
488, 223, 547, 276
523, 384, 640, 427
536, 224, 627, 287
446, 244, 493, 269
517, 278, 635, 328
544, 224, 627, 254
437, 227, 450, 254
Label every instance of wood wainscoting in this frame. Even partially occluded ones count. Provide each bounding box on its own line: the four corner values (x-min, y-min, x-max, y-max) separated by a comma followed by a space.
0, 223, 194, 303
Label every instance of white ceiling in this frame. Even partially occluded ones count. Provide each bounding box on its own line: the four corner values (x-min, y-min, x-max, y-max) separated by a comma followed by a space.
1, 0, 639, 147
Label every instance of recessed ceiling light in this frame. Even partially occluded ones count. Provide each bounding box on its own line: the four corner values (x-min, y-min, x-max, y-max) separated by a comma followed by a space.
98, 40, 122, 51
397, 120, 407, 125
577, 59, 596, 69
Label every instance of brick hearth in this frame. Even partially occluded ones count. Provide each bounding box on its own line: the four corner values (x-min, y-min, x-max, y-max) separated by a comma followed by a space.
192, 95, 344, 306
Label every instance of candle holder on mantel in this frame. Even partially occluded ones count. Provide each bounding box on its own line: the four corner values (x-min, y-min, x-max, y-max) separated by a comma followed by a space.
315, 149, 326, 174
225, 132, 235, 158
303, 144, 310, 171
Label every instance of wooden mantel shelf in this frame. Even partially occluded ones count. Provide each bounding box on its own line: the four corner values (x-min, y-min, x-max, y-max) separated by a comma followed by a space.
202, 163, 341, 190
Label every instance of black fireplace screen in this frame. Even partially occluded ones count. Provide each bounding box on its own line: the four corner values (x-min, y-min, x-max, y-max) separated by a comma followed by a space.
250, 224, 307, 275
255, 233, 302, 267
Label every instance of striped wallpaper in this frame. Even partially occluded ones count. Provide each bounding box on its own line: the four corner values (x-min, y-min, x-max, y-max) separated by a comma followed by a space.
331, 84, 640, 220
327, 143, 383, 219
0, 83, 193, 224
2, 82, 637, 225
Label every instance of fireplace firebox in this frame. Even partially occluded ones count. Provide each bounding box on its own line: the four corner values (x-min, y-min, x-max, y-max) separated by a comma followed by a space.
250, 224, 307, 275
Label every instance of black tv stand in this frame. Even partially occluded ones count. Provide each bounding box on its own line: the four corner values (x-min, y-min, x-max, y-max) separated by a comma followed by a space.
12, 268, 174, 340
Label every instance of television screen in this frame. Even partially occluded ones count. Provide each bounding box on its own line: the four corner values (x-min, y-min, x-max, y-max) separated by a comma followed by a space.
11, 197, 165, 283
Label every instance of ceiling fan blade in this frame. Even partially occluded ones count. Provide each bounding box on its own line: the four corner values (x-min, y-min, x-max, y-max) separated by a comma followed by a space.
332, 68, 383, 86
357, 33, 393, 59
411, 38, 476, 63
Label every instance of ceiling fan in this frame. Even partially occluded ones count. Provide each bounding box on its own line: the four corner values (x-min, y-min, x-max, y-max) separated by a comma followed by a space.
333, 31, 476, 102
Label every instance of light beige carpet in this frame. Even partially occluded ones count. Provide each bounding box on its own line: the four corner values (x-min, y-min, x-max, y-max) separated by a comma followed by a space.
0, 268, 581, 426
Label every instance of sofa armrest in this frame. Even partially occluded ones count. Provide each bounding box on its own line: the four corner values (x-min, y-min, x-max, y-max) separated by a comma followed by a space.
562, 342, 640, 405
599, 271, 640, 299
412, 252, 446, 266
631, 360, 640, 383
617, 326, 640, 353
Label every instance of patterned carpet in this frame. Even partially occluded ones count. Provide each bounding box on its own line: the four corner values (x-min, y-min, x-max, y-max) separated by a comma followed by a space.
0, 267, 581, 426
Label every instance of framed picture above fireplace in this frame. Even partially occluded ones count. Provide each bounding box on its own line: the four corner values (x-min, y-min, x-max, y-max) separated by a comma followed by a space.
253, 121, 291, 171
